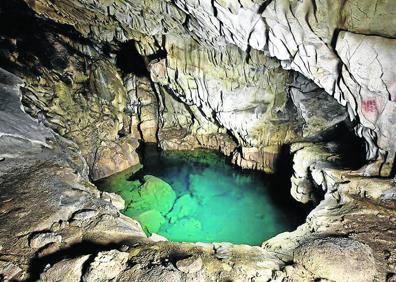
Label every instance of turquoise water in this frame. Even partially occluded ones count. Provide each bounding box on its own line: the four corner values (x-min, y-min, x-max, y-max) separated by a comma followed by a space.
96, 145, 306, 246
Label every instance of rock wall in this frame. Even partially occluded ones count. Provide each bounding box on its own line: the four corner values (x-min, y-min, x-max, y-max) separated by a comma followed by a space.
1, 65, 394, 282
15, 0, 396, 176
1, 0, 392, 185
0, 0, 396, 281
0, 1, 142, 180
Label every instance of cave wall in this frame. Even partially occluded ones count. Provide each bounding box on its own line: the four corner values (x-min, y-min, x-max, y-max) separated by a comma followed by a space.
1, 0, 361, 180
15, 0, 396, 177
1, 0, 396, 280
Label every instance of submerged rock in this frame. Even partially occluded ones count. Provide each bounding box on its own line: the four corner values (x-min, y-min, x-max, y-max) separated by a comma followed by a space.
160, 218, 203, 241
133, 209, 166, 234
125, 175, 176, 216
166, 194, 198, 224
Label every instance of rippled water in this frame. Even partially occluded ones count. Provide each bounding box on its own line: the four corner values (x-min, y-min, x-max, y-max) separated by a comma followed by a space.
96, 144, 307, 245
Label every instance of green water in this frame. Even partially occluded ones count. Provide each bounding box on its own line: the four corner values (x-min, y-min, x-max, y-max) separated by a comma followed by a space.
96, 145, 306, 246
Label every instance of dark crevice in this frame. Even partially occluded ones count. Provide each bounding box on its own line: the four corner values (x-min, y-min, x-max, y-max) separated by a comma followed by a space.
0, 0, 93, 76
330, 28, 343, 50
272, 144, 313, 223
390, 155, 396, 178
79, 253, 96, 282
257, 1, 271, 14
165, 250, 193, 266
116, 41, 150, 77
147, 49, 167, 62
115, 40, 167, 77
309, 170, 326, 204
325, 121, 367, 170
211, 0, 218, 17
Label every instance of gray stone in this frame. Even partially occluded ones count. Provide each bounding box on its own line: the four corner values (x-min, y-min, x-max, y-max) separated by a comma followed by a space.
82, 250, 129, 282
176, 256, 203, 274
294, 237, 378, 282
29, 232, 62, 249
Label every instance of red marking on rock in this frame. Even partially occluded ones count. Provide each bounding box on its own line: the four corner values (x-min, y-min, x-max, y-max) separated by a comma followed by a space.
362, 99, 377, 113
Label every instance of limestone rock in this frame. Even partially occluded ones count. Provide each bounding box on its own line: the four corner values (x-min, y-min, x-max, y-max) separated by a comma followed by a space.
91, 137, 140, 181
148, 233, 168, 242
290, 143, 342, 203
232, 145, 281, 173
71, 210, 99, 221
290, 74, 349, 138
336, 32, 396, 175
82, 250, 129, 282
0, 68, 146, 278
124, 175, 176, 216
0, 261, 23, 281
18, 0, 396, 176
166, 194, 198, 224
134, 209, 166, 234
176, 256, 203, 274
1, 0, 396, 281
29, 232, 62, 249
100, 192, 125, 211
294, 237, 378, 282
0, 68, 52, 146
40, 255, 90, 282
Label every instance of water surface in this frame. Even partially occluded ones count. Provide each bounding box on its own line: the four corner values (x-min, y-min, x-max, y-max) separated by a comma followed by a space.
96, 144, 306, 245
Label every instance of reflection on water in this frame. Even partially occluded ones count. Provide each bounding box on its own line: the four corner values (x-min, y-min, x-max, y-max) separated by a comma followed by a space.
96, 144, 307, 246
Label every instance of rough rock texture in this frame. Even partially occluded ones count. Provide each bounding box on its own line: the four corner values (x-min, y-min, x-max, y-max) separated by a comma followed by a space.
0, 3, 141, 180
264, 159, 396, 281
5, 0, 356, 173
0, 0, 396, 281
0, 69, 286, 281
18, 0, 396, 174
0, 69, 146, 280
294, 237, 377, 282
1, 63, 395, 281
290, 142, 343, 203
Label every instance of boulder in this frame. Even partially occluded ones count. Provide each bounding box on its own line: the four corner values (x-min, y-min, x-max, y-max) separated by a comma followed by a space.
294, 237, 378, 282
133, 209, 166, 234
82, 250, 129, 282
125, 175, 176, 216
176, 256, 203, 274
166, 194, 198, 224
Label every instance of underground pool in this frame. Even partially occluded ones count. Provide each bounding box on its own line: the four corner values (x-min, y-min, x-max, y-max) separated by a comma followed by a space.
96, 144, 307, 246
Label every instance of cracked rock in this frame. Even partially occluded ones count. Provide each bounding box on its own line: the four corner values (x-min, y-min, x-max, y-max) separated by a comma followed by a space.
29, 232, 62, 249
82, 250, 129, 282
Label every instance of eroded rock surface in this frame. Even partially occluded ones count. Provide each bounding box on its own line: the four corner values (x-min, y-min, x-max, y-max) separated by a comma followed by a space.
2, 0, 357, 173
16, 0, 396, 175
0, 0, 395, 281
0, 69, 145, 280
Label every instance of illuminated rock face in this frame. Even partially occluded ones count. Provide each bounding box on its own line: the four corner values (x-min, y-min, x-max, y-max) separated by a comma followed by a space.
18, 0, 396, 175
0, 0, 396, 281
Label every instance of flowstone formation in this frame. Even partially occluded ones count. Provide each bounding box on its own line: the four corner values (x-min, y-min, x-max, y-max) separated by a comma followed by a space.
0, 0, 395, 281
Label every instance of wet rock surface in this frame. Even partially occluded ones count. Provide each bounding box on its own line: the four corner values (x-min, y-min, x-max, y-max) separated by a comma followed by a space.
0, 0, 395, 281
1, 68, 395, 281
